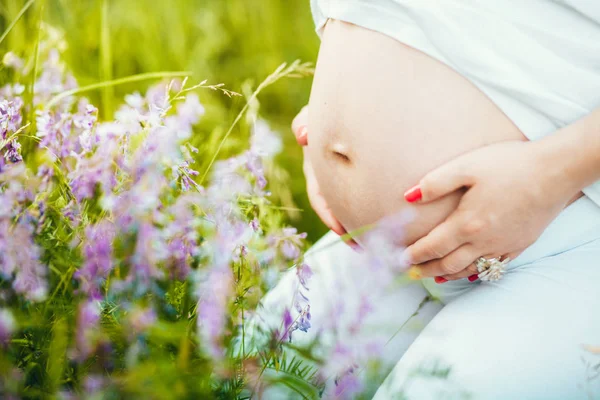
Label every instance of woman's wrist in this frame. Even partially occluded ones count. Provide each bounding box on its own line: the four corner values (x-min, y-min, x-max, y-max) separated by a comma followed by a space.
533, 110, 600, 199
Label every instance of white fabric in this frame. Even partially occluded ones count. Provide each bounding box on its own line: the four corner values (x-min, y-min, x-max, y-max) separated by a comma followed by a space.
258, 196, 600, 398
310, 0, 600, 206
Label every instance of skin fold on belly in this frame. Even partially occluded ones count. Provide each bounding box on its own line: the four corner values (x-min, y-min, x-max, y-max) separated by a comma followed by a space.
306, 19, 530, 247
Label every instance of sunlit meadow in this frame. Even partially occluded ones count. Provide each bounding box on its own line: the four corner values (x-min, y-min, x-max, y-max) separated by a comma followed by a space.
0, 1, 419, 399
3, 1, 577, 399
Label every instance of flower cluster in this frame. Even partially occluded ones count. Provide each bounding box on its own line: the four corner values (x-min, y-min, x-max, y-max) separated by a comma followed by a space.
0, 23, 425, 399
0, 32, 315, 398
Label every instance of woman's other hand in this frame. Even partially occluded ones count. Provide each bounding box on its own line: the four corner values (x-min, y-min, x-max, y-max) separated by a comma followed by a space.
292, 106, 357, 246
291, 105, 309, 146
402, 140, 581, 282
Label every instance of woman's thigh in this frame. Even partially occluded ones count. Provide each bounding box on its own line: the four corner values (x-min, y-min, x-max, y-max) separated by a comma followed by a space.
251, 231, 442, 394
374, 239, 600, 400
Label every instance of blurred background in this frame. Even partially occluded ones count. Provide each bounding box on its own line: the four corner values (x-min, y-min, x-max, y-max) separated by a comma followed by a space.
0, 0, 328, 241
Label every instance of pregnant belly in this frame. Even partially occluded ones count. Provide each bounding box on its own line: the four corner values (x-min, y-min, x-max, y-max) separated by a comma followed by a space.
307, 20, 528, 247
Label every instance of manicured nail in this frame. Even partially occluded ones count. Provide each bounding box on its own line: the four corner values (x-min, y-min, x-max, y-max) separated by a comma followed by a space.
404, 185, 422, 203
434, 276, 448, 284
468, 274, 479, 282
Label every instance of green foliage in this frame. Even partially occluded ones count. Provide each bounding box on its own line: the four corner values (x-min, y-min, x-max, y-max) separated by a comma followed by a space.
0, 1, 340, 398
0, 0, 327, 242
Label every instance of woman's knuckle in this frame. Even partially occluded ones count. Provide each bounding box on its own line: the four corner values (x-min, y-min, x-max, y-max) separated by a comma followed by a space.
439, 258, 458, 274
424, 246, 444, 260
452, 163, 471, 184
461, 218, 487, 236
419, 176, 435, 198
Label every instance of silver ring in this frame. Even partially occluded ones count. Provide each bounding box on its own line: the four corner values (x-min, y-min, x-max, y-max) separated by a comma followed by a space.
475, 256, 510, 281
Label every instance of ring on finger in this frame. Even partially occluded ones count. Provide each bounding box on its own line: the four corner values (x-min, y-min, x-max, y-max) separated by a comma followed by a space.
474, 256, 511, 281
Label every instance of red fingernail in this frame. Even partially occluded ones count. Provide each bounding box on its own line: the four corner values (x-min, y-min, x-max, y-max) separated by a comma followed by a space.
434, 276, 448, 284
404, 185, 422, 203
468, 274, 479, 282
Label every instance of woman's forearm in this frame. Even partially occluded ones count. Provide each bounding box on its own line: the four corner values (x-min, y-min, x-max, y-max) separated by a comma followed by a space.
536, 107, 600, 195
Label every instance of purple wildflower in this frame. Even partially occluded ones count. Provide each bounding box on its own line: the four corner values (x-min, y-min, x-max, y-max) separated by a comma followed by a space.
250, 218, 261, 233
73, 103, 98, 153
128, 306, 157, 335
166, 237, 193, 279
209, 157, 254, 203
269, 227, 307, 260
0, 220, 48, 302
334, 365, 363, 400
196, 219, 251, 358
164, 93, 205, 140
74, 222, 116, 298
128, 222, 167, 292
294, 304, 311, 334
37, 164, 54, 192
68, 138, 119, 202
0, 98, 24, 135
361, 209, 416, 271
62, 200, 81, 226
177, 93, 205, 125
0, 169, 31, 219
0, 98, 24, 166
83, 375, 106, 395
278, 308, 294, 343
3, 140, 22, 164
175, 160, 200, 192
162, 194, 202, 280
196, 267, 234, 359
34, 48, 78, 107
75, 300, 101, 361
280, 263, 314, 343
296, 263, 313, 291
245, 152, 267, 190
35, 110, 58, 152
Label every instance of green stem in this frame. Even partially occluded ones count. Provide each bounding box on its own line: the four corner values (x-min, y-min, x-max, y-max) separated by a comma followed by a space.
100, 0, 114, 119
23, 0, 44, 156
0, 0, 35, 46
45, 71, 193, 109
199, 60, 313, 185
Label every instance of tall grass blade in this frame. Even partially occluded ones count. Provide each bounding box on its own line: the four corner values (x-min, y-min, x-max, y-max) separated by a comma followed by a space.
45, 71, 193, 109
46, 317, 68, 395
0, 0, 35, 46
199, 60, 313, 185
100, 0, 114, 118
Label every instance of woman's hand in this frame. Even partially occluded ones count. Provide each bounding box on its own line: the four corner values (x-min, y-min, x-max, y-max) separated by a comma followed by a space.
291, 106, 350, 239
402, 140, 580, 282
291, 106, 309, 146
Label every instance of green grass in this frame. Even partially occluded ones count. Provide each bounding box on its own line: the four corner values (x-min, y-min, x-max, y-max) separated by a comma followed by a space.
0, 0, 328, 241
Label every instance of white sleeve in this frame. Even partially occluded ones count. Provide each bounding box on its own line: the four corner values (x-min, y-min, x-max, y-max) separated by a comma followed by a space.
310, 0, 329, 38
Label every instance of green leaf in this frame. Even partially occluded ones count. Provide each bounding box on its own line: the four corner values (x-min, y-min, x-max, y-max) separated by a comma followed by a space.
45, 317, 68, 395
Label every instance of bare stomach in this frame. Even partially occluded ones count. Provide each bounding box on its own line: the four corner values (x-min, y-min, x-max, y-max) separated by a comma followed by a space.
307, 20, 575, 247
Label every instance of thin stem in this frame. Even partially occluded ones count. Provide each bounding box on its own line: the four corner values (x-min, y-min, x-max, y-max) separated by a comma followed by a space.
198, 60, 313, 185
0, 0, 36, 46
45, 71, 193, 109
100, 0, 114, 119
